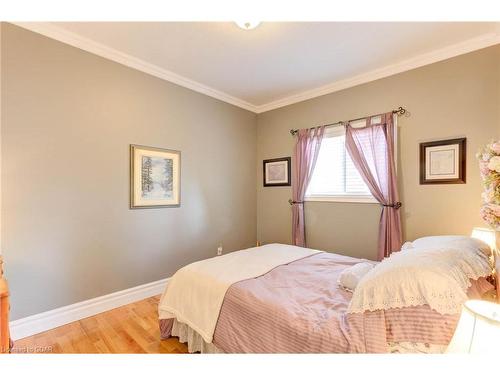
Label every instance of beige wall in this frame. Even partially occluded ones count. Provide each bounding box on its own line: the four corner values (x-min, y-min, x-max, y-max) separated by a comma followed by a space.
2, 22, 500, 319
1, 24, 257, 319
257, 45, 500, 260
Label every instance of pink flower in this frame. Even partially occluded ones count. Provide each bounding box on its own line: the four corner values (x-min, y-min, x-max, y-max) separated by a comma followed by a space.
480, 160, 490, 177
490, 141, 500, 154
492, 178, 500, 189
480, 205, 499, 228
480, 140, 500, 229
482, 189, 494, 203
489, 156, 500, 173
488, 203, 500, 216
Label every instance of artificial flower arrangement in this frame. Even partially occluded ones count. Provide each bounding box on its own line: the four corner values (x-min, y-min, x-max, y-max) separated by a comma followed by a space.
478, 141, 500, 230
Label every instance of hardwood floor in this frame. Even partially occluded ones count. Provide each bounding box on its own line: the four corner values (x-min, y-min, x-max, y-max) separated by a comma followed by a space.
13, 296, 189, 353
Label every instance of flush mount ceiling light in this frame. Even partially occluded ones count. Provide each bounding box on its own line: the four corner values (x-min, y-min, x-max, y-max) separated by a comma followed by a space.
235, 21, 261, 30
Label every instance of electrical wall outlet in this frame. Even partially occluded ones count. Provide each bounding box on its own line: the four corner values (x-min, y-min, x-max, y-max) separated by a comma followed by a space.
217, 246, 223, 256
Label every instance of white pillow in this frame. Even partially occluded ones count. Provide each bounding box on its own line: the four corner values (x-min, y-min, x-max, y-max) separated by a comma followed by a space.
338, 262, 374, 292
400, 241, 414, 251
348, 244, 492, 314
412, 235, 491, 256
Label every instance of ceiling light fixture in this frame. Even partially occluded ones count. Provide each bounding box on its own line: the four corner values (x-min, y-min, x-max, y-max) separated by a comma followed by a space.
235, 21, 261, 30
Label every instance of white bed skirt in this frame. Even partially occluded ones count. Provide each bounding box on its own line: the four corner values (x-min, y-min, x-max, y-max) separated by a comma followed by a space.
171, 319, 224, 354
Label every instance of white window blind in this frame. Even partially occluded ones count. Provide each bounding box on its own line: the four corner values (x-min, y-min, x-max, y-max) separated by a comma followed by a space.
305, 116, 395, 203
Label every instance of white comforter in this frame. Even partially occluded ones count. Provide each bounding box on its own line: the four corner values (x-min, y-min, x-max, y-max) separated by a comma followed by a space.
158, 244, 321, 343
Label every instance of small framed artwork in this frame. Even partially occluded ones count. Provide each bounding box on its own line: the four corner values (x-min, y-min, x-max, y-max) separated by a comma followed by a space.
419, 138, 466, 185
130, 145, 181, 208
263, 157, 291, 187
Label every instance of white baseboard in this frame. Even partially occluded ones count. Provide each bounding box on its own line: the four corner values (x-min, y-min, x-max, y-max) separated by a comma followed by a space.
10, 277, 170, 340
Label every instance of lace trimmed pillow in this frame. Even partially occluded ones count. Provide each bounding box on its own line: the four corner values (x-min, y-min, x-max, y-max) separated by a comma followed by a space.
348, 239, 492, 315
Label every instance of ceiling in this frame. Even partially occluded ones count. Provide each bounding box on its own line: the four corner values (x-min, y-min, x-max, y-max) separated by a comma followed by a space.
15, 22, 500, 113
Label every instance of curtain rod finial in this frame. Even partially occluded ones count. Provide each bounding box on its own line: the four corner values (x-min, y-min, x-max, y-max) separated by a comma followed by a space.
393, 107, 406, 116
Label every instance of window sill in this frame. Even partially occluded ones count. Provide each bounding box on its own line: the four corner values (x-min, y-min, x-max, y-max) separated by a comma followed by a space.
304, 195, 378, 204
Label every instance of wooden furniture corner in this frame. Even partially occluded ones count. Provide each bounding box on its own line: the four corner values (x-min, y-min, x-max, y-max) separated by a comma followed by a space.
0, 255, 11, 353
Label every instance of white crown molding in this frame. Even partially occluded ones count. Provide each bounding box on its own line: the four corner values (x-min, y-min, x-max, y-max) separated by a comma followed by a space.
254, 30, 500, 113
12, 22, 259, 113
10, 277, 169, 340
11, 22, 500, 115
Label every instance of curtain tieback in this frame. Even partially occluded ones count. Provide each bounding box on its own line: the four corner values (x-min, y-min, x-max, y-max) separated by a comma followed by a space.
382, 202, 402, 209
288, 199, 304, 205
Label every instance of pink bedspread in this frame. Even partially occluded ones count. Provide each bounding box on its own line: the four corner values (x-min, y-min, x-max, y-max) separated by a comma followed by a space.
161, 252, 493, 353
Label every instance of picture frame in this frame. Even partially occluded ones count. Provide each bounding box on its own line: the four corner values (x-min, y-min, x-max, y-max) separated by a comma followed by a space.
130, 144, 181, 208
419, 138, 466, 185
263, 157, 291, 187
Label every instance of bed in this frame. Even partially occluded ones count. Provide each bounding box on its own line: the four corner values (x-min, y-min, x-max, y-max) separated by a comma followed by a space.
158, 239, 495, 353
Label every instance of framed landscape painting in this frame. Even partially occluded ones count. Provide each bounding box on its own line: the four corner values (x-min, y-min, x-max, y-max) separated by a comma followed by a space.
263, 157, 291, 187
419, 138, 466, 185
130, 145, 181, 208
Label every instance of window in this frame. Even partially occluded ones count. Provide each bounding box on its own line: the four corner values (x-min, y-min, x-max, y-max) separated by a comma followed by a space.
305, 116, 396, 203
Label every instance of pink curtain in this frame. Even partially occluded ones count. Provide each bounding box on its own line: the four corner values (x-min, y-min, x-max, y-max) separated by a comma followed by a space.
345, 113, 402, 260
291, 126, 325, 247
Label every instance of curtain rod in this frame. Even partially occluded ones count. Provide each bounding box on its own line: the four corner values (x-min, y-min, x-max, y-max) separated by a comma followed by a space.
289, 106, 407, 136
